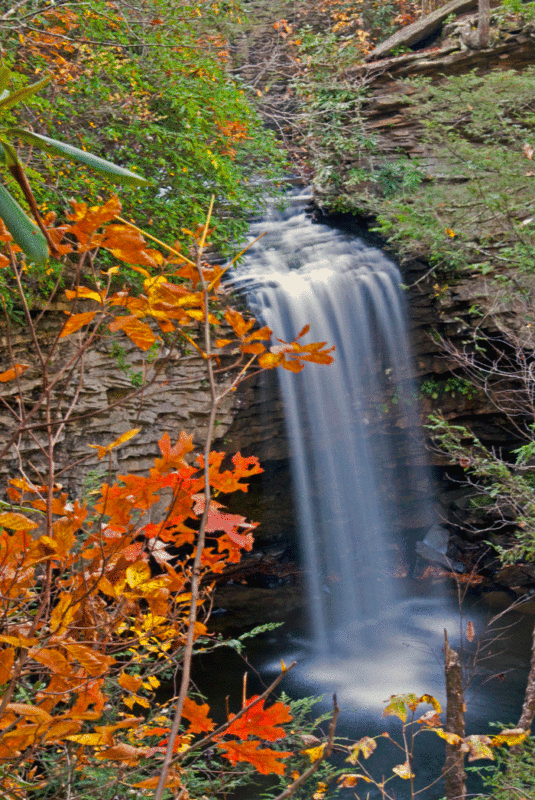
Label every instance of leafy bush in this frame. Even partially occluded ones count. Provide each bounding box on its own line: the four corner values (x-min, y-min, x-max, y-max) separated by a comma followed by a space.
1, 0, 287, 250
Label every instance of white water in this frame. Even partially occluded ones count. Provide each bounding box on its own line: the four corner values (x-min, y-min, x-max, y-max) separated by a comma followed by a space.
219, 197, 533, 797
228, 194, 433, 653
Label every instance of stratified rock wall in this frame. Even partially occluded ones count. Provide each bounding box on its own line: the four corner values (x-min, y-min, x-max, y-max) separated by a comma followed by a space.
0, 310, 240, 497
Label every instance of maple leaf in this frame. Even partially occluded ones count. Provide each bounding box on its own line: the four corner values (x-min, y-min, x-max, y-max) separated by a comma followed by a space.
224, 696, 292, 742
217, 739, 292, 775
193, 496, 256, 549
154, 431, 194, 474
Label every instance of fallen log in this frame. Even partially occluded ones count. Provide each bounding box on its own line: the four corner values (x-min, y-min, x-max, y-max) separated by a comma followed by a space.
365, 0, 478, 61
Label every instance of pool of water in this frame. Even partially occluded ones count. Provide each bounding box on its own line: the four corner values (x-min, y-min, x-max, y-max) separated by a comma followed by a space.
195, 576, 533, 799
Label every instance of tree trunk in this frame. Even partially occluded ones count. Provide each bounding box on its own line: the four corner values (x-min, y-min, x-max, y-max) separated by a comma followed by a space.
478, 0, 490, 47
443, 631, 467, 800
517, 618, 535, 733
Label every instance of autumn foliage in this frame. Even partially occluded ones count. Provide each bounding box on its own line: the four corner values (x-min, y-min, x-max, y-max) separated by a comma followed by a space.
0, 195, 335, 798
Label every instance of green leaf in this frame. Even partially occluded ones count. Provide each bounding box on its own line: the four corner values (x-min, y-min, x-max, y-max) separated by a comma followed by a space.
0, 76, 50, 111
0, 183, 49, 264
0, 67, 12, 97
8, 129, 150, 187
0, 138, 22, 168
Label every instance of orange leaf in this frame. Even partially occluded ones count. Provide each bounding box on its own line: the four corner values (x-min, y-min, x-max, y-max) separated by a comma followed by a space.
63, 642, 115, 676
240, 342, 266, 355
257, 352, 284, 369
0, 363, 29, 382
118, 672, 143, 693
0, 647, 15, 684
95, 743, 147, 764
182, 696, 215, 734
225, 696, 292, 741
65, 286, 105, 304
217, 739, 292, 775
108, 314, 158, 351
59, 311, 97, 338
0, 512, 38, 530
224, 307, 255, 338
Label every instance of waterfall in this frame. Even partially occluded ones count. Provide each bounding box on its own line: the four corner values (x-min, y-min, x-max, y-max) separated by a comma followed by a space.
228, 194, 432, 653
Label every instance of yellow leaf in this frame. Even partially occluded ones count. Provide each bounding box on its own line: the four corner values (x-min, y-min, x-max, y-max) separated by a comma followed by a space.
466, 734, 494, 762
50, 592, 77, 636
66, 732, 107, 746
312, 782, 327, 800
491, 729, 528, 748
88, 428, 141, 460
125, 561, 151, 589
434, 729, 463, 746
393, 762, 415, 779
0, 512, 38, 530
301, 743, 325, 762
65, 286, 104, 304
346, 736, 377, 764
419, 694, 441, 714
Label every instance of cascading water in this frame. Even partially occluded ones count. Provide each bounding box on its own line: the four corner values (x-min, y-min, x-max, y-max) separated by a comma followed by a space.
228, 192, 433, 654
212, 192, 534, 798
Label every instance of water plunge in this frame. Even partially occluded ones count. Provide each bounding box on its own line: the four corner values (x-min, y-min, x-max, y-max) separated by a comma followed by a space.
228, 194, 433, 654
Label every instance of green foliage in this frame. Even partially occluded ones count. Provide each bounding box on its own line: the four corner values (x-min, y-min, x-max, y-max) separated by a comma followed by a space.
428, 414, 535, 564
1, 0, 287, 252
372, 68, 535, 274
472, 734, 535, 799
0, 64, 149, 263
420, 375, 478, 401
375, 158, 424, 198
499, 0, 535, 22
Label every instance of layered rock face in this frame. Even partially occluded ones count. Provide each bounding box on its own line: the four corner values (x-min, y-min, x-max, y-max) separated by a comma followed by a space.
0, 311, 240, 497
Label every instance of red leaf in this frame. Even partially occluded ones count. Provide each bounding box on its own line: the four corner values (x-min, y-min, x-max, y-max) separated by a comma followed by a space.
225, 696, 292, 742
217, 739, 292, 775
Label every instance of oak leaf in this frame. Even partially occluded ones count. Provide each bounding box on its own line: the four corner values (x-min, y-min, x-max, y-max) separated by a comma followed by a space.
225, 696, 291, 742
182, 696, 215, 734
217, 739, 292, 775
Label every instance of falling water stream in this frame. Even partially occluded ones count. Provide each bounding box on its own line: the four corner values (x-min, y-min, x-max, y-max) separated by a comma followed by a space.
219, 192, 533, 797
228, 192, 433, 652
